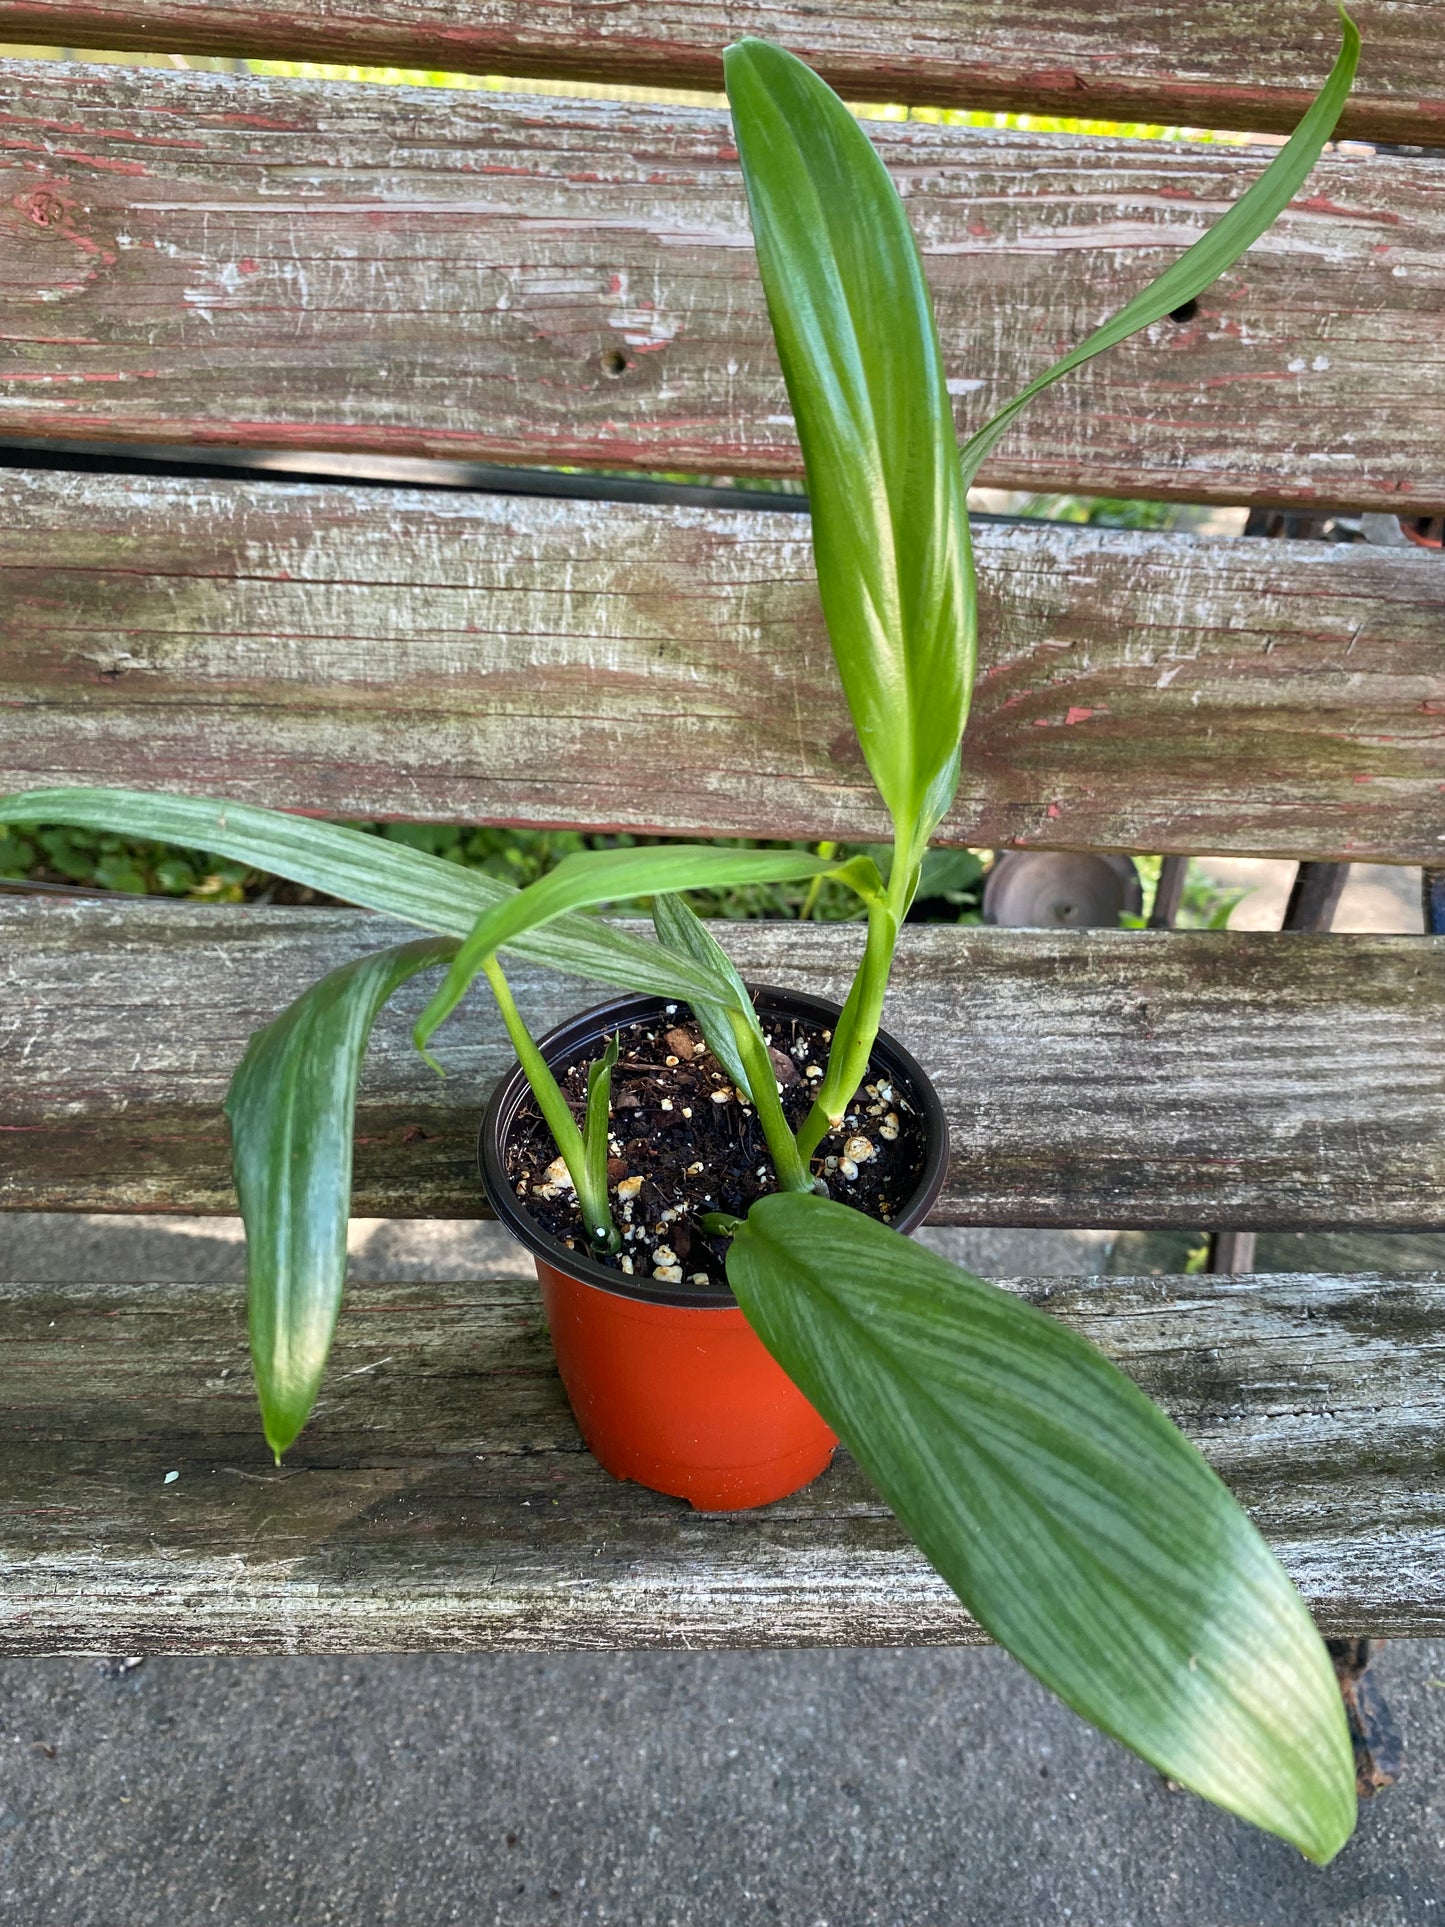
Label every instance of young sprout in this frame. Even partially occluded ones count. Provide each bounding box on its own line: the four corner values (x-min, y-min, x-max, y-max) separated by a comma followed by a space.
582, 1032, 622, 1254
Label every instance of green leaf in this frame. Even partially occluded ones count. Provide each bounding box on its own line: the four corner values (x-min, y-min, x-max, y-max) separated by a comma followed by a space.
583, 1031, 622, 1244
725, 38, 975, 859
651, 892, 762, 1096
0, 786, 717, 1004
414, 844, 876, 1059
224, 935, 456, 1462
728, 1195, 1356, 1863
916, 847, 984, 899
957, 11, 1360, 486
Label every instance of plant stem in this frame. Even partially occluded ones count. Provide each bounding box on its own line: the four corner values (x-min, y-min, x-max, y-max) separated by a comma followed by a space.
481, 957, 619, 1251
797, 840, 837, 921
727, 1008, 815, 1193
794, 884, 901, 1164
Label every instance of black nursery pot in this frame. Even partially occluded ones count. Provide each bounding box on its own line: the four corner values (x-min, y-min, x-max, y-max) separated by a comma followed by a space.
480, 985, 949, 1511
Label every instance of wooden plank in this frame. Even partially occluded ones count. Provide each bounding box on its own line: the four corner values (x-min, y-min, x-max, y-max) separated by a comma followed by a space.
4, 471, 1442, 863
3, 901, 1442, 1227
2, 62, 1443, 509
0, 3, 1441, 147
1, 1266, 1440, 1652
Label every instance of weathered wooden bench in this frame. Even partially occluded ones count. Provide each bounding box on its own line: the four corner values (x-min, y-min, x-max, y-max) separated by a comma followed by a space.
0, 8, 1441, 1662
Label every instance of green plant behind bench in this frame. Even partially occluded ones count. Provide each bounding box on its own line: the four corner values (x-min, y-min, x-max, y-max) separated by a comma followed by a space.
0, 12, 1361, 1862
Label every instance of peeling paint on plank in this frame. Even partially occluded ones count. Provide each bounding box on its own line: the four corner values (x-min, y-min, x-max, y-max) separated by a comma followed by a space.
0, 3, 1442, 147
0, 61, 1443, 506
2, 471, 1441, 861
0, 1268, 1440, 1652
2, 904, 1442, 1228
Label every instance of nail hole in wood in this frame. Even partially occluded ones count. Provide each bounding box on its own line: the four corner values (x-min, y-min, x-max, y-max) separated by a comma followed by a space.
601, 350, 629, 376
1168, 299, 1199, 323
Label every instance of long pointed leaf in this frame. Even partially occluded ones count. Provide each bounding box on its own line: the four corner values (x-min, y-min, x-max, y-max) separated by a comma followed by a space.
726, 38, 975, 855
651, 892, 762, 1096
414, 844, 878, 1057
957, 11, 1360, 485
728, 1194, 1356, 1863
224, 935, 456, 1461
0, 785, 721, 1004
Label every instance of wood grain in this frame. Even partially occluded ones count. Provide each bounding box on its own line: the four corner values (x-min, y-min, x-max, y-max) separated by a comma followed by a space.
3, 901, 1442, 1227
2, 61, 1443, 508
4, 470, 1442, 862
0, 2, 1440, 146
1, 1266, 1440, 1652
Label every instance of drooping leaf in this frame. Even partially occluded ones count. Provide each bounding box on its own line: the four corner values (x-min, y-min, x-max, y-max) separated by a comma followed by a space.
727, 1195, 1356, 1863
651, 892, 762, 1097
0, 786, 725, 1006
414, 844, 881, 1058
224, 935, 456, 1461
726, 38, 975, 859
957, 12, 1360, 485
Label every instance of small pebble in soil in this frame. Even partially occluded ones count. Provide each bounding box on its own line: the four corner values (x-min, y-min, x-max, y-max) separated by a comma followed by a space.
804, 1064, 823, 1079
879, 1113, 900, 1141
839, 1157, 859, 1181
711, 1088, 733, 1106
653, 1264, 684, 1285
844, 1136, 874, 1163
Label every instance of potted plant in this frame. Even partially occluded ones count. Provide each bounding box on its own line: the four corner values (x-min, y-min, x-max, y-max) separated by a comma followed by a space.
0, 18, 1362, 1861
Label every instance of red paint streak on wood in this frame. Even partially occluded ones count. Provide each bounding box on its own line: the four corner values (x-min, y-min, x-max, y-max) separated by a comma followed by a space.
3, 135, 149, 176
1293, 194, 1403, 227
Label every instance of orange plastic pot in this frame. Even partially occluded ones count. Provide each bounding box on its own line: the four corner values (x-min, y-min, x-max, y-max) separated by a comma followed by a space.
480, 987, 948, 1512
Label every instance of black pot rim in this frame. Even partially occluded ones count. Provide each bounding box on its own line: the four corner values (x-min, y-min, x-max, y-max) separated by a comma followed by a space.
479, 984, 950, 1310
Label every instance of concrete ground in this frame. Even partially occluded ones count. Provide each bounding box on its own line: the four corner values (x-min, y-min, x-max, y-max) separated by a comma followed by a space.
1, 858, 1435, 1924
3, 1641, 1443, 1927
1191, 859, 1424, 934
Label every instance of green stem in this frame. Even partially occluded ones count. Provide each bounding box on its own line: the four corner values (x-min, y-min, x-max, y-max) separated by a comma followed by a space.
727, 1008, 815, 1194
482, 957, 619, 1252
797, 840, 838, 922
794, 866, 904, 1165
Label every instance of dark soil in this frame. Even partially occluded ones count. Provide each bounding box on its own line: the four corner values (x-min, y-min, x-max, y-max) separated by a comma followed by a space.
505, 1007, 929, 1292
